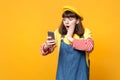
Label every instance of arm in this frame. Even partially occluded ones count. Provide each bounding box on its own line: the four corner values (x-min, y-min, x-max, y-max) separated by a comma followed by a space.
72, 38, 94, 53
40, 43, 55, 56
40, 29, 59, 56
68, 28, 94, 53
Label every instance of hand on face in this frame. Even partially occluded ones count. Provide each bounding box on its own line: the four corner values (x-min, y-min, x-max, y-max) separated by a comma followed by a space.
67, 25, 75, 37
67, 26, 74, 42
63, 17, 78, 36
63, 17, 78, 41
63, 17, 77, 37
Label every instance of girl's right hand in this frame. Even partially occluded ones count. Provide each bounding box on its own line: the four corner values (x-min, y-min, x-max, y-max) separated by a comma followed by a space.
44, 36, 56, 50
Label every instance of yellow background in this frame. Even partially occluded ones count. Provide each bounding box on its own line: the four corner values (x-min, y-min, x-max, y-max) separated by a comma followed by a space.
0, 0, 120, 80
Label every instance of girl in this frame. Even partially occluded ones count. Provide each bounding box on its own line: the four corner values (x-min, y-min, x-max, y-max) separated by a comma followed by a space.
40, 6, 94, 80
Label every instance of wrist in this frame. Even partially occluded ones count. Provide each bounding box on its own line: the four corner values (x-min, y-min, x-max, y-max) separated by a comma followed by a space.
67, 36, 73, 42
44, 43, 49, 51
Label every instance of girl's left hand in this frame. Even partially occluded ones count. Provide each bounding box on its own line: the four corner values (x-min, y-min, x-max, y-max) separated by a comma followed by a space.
67, 25, 75, 42
67, 36, 73, 42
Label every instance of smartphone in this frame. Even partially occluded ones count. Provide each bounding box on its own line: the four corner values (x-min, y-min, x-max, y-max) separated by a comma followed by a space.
48, 31, 55, 39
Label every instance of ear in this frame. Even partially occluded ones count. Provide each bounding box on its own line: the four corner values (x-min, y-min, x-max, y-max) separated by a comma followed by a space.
76, 19, 79, 24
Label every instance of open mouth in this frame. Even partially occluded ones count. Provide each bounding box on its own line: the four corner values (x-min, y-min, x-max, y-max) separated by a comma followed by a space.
66, 26, 69, 30
66, 26, 69, 28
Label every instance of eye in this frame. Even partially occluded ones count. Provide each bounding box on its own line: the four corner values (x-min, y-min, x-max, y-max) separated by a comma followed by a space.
63, 18, 66, 21
69, 17, 74, 21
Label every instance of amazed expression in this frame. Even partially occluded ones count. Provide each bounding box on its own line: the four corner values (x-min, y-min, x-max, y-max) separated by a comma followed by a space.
63, 17, 79, 31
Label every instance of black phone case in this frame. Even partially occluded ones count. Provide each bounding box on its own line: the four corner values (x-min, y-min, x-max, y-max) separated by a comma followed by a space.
48, 31, 55, 39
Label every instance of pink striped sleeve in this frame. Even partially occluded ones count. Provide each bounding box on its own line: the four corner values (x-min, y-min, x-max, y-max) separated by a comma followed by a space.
40, 43, 55, 56
72, 38, 94, 53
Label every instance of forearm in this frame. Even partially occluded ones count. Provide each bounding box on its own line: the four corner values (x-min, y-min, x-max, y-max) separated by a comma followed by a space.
72, 38, 94, 53
40, 43, 55, 56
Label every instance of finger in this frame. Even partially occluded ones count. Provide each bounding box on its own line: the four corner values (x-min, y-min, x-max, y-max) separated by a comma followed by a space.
46, 40, 56, 46
47, 36, 52, 40
46, 39, 55, 43
46, 41, 56, 45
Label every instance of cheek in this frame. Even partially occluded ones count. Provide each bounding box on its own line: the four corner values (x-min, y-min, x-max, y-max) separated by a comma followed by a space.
63, 21, 65, 25
70, 21, 77, 25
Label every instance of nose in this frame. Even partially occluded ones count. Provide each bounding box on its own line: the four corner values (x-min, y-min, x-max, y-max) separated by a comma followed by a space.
65, 19, 69, 24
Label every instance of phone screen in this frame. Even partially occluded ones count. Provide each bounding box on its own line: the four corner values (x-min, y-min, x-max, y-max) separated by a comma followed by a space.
48, 31, 55, 39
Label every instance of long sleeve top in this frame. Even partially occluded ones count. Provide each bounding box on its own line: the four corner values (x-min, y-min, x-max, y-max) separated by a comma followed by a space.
40, 28, 94, 55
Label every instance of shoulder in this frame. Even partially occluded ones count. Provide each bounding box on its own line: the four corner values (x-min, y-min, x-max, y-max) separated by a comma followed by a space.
84, 28, 91, 33
54, 28, 59, 34
54, 28, 60, 36
54, 28, 61, 40
83, 28, 92, 39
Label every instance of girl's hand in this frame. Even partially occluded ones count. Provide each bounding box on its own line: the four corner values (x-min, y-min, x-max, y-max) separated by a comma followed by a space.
44, 36, 56, 50
67, 31, 74, 42
67, 36, 73, 42
66, 25, 75, 42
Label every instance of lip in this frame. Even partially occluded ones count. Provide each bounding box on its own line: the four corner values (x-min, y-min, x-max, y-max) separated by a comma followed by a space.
66, 26, 69, 28
65, 26, 69, 31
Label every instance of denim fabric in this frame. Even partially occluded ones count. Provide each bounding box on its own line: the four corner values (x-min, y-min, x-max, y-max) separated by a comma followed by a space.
56, 40, 89, 80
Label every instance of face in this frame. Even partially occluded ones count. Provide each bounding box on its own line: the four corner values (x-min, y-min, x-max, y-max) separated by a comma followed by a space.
63, 17, 79, 31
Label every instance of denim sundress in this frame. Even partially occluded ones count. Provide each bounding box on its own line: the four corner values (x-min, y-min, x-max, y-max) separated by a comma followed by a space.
56, 37, 89, 80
